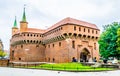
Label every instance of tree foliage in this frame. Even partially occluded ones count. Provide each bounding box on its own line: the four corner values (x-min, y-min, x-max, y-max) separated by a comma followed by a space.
0, 50, 6, 59
99, 22, 120, 58
116, 28, 120, 55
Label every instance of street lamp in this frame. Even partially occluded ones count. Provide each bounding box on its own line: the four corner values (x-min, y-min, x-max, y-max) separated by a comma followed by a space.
65, 38, 71, 62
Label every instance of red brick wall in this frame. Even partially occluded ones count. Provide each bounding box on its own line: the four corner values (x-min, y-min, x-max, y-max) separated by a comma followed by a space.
10, 21, 100, 63
0, 60, 9, 66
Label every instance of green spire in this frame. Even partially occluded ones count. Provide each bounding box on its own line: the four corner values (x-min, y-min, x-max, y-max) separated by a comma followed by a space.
22, 7, 27, 22
13, 16, 17, 27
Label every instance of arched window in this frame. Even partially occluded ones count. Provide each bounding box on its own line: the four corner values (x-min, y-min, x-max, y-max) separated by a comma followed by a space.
59, 42, 61, 47
72, 41, 75, 49
27, 34, 29, 36
12, 50, 14, 60
53, 58, 55, 62
30, 40, 32, 43
53, 44, 54, 47
61, 27, 63, 30
79, 27, 81, 31
74, 26, 76, 31
84, 28, 85, 32
27, 40, 29, 43
48, 58, 50, 62
92, 30, 94, 34
96, 31, 98, 34
24, 34, 26, 36
19, 58, 21, 60
36, 40, 38, 43
39, 41, 41, 44
88, 29, 90, 33
33, 40, 35, 43
21, 45, 23, 48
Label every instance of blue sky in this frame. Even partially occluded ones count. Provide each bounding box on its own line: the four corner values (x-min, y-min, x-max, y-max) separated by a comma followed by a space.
0, 0, 120, 50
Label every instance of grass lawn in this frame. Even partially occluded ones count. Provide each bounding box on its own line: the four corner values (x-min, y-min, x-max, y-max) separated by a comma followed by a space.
29, 63, 114, 72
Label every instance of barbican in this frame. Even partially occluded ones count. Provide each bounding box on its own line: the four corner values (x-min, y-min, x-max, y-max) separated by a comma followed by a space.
10, 8, 100, 63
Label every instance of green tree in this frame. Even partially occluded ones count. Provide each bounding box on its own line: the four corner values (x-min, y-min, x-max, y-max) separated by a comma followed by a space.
0, 50, 6, 59
116, 28, 120, 56
99, 22, 120, 59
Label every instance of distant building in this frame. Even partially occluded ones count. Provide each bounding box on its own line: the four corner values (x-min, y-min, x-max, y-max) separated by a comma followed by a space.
0, 39, 3, 51
10, 8, 100, 63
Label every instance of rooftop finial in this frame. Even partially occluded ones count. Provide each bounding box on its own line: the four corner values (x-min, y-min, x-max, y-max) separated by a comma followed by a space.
22, 4, 27, 22
13, 16, 17, 27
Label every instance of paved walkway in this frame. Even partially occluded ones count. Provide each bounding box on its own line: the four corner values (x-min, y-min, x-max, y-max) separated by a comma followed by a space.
0, 67, 120, 76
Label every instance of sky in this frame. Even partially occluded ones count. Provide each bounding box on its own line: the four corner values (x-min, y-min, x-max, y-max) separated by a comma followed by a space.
1, 0, 120, 50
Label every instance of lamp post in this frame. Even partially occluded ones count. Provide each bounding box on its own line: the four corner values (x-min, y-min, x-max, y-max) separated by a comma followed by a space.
65, 38, 71, 62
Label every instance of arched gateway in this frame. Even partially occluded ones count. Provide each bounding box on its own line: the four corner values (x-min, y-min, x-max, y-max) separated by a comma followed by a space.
80, 48, 90, 62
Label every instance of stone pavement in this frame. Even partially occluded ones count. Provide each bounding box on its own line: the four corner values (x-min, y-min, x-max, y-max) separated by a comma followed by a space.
0, 67, 119, 76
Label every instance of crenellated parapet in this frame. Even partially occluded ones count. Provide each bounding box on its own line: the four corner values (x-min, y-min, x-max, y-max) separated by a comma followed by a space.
10, 32, 44, 46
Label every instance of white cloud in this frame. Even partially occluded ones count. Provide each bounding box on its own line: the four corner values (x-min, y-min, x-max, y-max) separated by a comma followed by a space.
28, 0, 114, 18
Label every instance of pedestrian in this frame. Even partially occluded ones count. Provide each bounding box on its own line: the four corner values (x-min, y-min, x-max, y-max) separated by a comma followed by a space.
103, 58, 107, 64
93, 57, 97, 62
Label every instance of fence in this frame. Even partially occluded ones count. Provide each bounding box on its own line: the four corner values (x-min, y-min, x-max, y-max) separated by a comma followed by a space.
0, 61, 120, 71
6, 63, 101, 71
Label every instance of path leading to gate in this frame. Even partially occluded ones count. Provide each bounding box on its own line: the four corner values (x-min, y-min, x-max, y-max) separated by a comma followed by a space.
0, 67, 120, 76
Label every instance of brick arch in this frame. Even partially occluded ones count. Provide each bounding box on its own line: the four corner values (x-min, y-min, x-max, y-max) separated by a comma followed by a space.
78, 34, 82, 37
68, 33, 72, 37
77, 46, 92, 62
79, 46, 91, 54
73, 33, 77, 37
83, 34, 86, 38
63, 33, 67, 36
